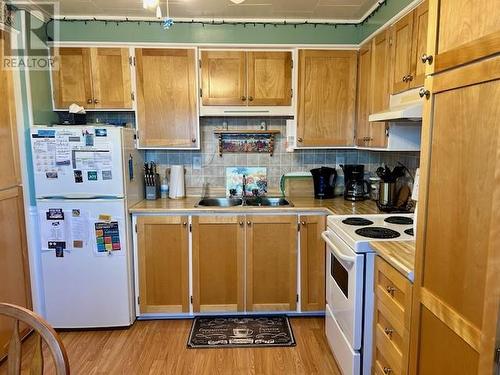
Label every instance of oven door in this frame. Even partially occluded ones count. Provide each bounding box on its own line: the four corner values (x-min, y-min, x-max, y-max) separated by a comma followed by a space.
322, 229, 364, 351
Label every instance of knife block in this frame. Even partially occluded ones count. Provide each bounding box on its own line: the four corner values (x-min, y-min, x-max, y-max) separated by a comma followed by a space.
145, 174, 161, 200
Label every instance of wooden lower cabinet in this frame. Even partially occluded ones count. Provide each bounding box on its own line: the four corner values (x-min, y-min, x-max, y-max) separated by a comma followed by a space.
0, 187, 31, 357
299, 215, 325, 312
192, 216, 245, 313
136, 216, 189, 314
373, 257, 413, 375
246, 215, 298, 312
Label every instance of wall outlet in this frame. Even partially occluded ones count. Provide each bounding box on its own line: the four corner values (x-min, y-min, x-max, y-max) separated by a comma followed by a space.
192, 155, 202, 170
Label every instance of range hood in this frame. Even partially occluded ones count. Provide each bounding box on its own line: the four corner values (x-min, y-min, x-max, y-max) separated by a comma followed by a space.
369, 88, 423, 122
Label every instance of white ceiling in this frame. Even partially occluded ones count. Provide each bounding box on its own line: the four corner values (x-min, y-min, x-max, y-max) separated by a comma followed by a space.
48, 0, 380, 21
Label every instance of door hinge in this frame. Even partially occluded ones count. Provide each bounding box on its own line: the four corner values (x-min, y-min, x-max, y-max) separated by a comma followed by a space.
290, 88, 293, 98
129, 56, 136, 66
199, 59, 202, 69
190, 296, 193, 304
296, 294, 299, 302
298, 223, 300, 231
137, 296, 140, 305
291, 59, 294, 69
136, 131, 139, 139
189, 223, 192, 232
199, 88, 203, 98
495, 347, 500, 367
131, 92, 135, 101
134, 223, 137, 233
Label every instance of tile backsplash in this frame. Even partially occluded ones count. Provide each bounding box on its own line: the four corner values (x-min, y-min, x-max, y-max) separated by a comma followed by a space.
145, 117, 421, 196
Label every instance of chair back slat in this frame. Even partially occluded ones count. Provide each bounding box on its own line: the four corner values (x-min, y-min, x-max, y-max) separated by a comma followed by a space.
30, 333, 44, 375
7, 319, 21, 375
0, 303, 69, 375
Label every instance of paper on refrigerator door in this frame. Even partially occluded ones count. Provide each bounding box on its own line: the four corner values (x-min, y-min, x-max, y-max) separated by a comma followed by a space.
93, 219, 124, 257
73, 147, 113, 172
70, 209, 90, 249
40, 209, 68, 251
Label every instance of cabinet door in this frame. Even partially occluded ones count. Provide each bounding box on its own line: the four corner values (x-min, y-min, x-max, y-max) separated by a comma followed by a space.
0, 187, 31, 354
297, 50, 357, 147
136, 48, 198, 148
91, 48, 132, 109
409, 56, 500, 375
370, 30, 391, 148
247, 51, 292, 106
246, 215, 297, 311
426, 0, 499, 74
201, 51, 246, 106
410, 0, 428, 88
192, 216, 244, 313
136, 216, 189, 314
0, 31, 20, 190
356, 41, 372, 147
299, 215, 325, 312
51, 47, 93, 109
390, 13, 414, 94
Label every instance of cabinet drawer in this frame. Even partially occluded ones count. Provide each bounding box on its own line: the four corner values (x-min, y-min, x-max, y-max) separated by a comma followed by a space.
375, 257, 412, 328
374, 299, 408, 357
373, 346, 401, 375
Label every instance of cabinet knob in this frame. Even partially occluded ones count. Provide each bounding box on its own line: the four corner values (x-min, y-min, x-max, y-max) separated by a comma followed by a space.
239, 221, 244, 226
191, 138, 196, 143
241, 96, 247, 101
386, 285, 396, 296
419, 88, 431, 99
248, 96, 254, 101
301, 221, 306, 226
383, 367, 392, 374
93, 99, 100, 104
182, 222, 187, 226
87, 99, 93, 104
407, 74, 413, 82
402, 75, 408, 82
384, 328, 394, 338
247, 221, 251, 226
297, 137, 303, 143
421, 54, 433, 65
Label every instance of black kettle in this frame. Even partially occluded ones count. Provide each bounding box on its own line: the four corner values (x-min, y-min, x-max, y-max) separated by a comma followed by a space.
310, 167, 337, 199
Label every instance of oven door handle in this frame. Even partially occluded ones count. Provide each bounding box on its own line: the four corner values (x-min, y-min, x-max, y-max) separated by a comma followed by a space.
321, 231, 356, 264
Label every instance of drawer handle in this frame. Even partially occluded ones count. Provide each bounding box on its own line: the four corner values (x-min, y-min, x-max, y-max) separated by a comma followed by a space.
383, 367, 392, 374
386, 286, 396, 296
239, 221, 244, 226
384, 327, 394, 338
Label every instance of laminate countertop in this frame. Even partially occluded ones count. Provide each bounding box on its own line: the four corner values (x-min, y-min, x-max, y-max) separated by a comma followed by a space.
369, 241, 416, 282
129, 196, 383, 215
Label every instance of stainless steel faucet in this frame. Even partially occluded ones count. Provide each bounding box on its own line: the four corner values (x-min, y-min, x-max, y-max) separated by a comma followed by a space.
242, 175, 247, 198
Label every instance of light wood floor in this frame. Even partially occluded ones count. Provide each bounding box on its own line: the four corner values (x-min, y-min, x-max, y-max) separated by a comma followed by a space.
0, 317, 341, 375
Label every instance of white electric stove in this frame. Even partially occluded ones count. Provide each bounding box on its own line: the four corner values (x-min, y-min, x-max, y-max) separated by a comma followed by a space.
322, 213, 414, 375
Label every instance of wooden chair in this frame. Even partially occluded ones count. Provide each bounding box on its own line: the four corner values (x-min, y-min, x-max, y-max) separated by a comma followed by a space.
0, 303, 69, 375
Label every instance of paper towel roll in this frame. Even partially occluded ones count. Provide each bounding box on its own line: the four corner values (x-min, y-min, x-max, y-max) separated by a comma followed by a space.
169, 165, 185, 199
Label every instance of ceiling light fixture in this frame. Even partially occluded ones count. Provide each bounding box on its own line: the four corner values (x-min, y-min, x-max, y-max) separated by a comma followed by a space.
230, 0, 246, 4
143, 0, 159, 10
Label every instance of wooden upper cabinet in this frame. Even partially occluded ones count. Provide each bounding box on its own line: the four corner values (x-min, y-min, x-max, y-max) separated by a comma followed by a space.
297, 50, 357, 147
0, 31, 21, 190
427, 0, 499, 74
370, 30, 391, 148
52, 47, 132, 110
192, 216, 245, 313
410, 1, 428, 88
299, 215, 326, 312
356, 41, 372, 147
201, 51, 246, 106
51, 47, 93, 109
136, 216, 189, 314
90, 48, 132, 109
246, 215, 297, 312
135, 48, 198, 148
409, 56, 500, 375
247, 51, 292, 106
390, 12, 414, 94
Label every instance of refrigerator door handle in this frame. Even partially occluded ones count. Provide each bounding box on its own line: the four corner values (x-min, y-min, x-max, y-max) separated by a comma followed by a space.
38, 194, 125, 200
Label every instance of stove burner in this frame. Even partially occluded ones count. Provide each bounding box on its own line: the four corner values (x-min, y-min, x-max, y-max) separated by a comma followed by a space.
404, 228, 414, 236
355, 227, 401, 239
384, 216, 414, 225
342, 217, 374, 226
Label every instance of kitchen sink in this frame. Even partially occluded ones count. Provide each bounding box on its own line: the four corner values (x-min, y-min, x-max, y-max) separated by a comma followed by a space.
244, 197, 293, 207
196, 198, 243, 207
195, 197, 293, 207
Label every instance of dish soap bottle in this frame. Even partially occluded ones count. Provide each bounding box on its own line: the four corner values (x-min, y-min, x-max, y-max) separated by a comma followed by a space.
161, 172, 169, 199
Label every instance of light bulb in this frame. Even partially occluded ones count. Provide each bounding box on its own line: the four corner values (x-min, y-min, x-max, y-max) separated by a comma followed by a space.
143, 0, 159, 10
156, 5, 162, 18
230, 0, 246, 3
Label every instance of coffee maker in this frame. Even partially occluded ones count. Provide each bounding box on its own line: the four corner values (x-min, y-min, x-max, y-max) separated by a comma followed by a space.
310, 167, 337, 199
340, 164, 370, 201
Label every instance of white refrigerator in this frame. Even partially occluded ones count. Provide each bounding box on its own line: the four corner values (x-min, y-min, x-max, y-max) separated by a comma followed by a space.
31, 126, 143, 328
